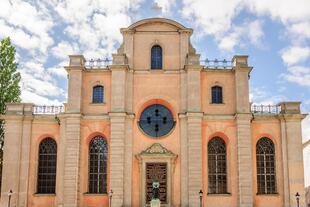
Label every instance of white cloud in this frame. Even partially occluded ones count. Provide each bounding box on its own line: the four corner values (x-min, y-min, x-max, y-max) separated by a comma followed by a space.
51, 41, 79, 60
246, 0, 310, 24
21, 72, 65, 98
21, 90, 63, 105
0, 0, 143, 105
182, 0, 243, 36
288, 22, 310, 40
153, 0, 176, 13
181, 0, 309, 52
0, 20, 41, 52
47, 61, 68, 78
248, 20, 264, 45
218, 32, 240, 51
250, 86, 286, 105
282, 66, 310, 87
218, 20, 264, 52
0, 0, 54, 55
281, 46, 310, 65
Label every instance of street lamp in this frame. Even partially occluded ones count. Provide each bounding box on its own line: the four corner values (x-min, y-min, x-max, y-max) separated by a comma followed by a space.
199, 189, 203, 207
8, 190, 13, 207
109, 189, 113, 207
295, 192, 300, 207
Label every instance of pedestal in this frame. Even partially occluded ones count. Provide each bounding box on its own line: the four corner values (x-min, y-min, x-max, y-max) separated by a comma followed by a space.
150, 199, 161, 207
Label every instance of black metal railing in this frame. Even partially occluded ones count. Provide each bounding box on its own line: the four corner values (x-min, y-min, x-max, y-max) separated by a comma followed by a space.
33, 105, 64, 115
251, 104, 281, 114
201, 59, 233, 69
85, 58, 112, 69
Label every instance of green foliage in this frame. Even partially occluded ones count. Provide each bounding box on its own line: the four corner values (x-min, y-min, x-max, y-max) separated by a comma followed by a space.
0, 37, 21, 190
0, 37, 21, 149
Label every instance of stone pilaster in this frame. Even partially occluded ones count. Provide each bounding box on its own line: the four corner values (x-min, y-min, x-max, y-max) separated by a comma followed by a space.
185, 59, 202, 113
109, 113, 126, 207
185, 58, 203, 206
110, 56, 130, 206
121, 30, 134, 69
236, 114, 253, 207
279, 115, 290, 207
187, 113, 203, 207
124, 114, 134, 207
179, 30, 191, 68
17, 104, 33, 207
233, 55, 251, 113
179, 113, 188, 206
233, 56, 253, 207
278, 102, 307, 207
0, 103, 33, 207
62, 114, 81, 207
56, 115, 67, 207
65, 55, 85, 113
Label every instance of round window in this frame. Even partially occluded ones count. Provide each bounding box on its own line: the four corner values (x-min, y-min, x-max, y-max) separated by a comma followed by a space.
139, 104, 175, 138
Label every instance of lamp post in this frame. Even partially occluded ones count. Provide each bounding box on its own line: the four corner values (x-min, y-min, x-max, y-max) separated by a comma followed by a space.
199, 189, 203, 207
109, 189, 113, 207
7, 190, 13, 207
295, 192, 300, 207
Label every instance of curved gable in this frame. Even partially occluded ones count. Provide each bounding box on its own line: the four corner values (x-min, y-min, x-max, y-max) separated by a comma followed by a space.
122, 18, 192, 33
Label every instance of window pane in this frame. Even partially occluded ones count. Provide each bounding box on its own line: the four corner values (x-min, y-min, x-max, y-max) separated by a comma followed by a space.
89, 136, 108, 193
256, 137, 277, 194
37, 138, 57, 194
92, 85, 104, 103
151, 45, 162, 69
211, 86, 223, 104
208, 137, 227, 194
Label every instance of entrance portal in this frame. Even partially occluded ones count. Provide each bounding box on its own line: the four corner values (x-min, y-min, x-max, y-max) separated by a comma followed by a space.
146, 162, 167, 203
137, 143, 177, 207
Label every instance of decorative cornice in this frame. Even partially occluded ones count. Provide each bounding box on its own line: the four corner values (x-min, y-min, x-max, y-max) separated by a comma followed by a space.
138, 143, 176, 157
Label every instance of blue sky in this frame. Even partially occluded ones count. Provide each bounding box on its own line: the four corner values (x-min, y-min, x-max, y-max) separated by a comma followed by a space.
0, 0, 309, 185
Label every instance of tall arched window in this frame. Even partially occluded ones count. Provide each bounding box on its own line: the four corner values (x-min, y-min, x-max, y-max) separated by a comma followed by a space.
211, 86, 223, 104
151, 45, 162, 69
37, 138, 57, 194
256, 137, 277, 194
208, 137, 227, 194
89, 136, 108, 193
92, 85, 104, 103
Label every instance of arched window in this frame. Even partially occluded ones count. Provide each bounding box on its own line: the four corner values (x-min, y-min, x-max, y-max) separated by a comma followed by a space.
151, 45, 162, 69
211, 86, 223, 104
256, 137, 277, 194
92, 85, 104, 103
208, 137, 227, 194
89, 136, 108, 193
37, 138, 57, 194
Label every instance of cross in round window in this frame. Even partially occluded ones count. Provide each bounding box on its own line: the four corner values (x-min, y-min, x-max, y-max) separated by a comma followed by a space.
139, 104, 175, 138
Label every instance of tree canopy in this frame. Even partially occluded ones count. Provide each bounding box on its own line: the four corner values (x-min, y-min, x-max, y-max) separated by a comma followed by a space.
0, 37, 21, 148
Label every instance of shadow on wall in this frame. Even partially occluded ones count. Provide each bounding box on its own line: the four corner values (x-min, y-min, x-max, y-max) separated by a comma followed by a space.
306, 186, 310, 207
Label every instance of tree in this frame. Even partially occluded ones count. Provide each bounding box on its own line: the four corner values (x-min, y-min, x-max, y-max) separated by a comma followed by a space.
0, 37, 21, 189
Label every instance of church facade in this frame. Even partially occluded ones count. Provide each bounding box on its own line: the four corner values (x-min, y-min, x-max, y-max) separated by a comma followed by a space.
0, 18, 307, 207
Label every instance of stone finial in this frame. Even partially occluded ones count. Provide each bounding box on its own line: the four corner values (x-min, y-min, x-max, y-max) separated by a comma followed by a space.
232, 55, 248, 67
69, 55, 86, 67
112, 54, 128, 65
278, 102, 301, 114
186, 54, 201, 65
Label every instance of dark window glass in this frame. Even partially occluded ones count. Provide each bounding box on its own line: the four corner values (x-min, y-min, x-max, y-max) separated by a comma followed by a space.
92, 85, 104, 103
211, 86, 223, 104
208, 137, 227, 194
256, 137, 277, 194
139, 104, 175, 138
37, 138, 57, 194
89, 136, 108, 193
151, 45, 162, 69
